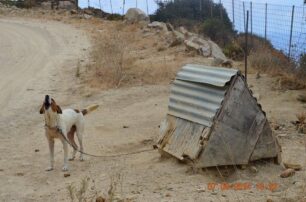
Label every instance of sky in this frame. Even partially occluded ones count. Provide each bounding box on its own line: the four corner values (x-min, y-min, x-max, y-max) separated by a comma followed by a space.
79, 0, 306, 58
79, 0, 305, 14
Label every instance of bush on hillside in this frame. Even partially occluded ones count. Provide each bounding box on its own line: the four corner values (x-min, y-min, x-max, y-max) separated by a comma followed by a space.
224, 34, 277, 61
200, 18, 234, 46
299, 53, 306, 73
151, 0, 235, 46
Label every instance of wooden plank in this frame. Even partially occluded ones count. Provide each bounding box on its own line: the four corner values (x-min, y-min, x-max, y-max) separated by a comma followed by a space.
250, 120, 280, 161
197, 77, 268, 167
157, 115, 209, 160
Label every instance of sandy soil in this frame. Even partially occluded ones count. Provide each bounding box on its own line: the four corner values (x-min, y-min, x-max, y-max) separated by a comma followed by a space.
0, 16, 306, 202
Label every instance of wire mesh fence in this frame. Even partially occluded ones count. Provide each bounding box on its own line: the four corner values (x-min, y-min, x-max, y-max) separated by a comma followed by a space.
80, 0, 305, 62
1, 0, 305, 64
218, 0, 306, 61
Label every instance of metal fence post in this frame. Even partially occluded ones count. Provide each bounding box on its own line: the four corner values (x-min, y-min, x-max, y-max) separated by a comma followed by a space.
146, 0, 149, 14
243, 1, 245, 30
75, 0, 78, 10
220, 0, 223, 21
122, 0, 125, 15
232, 0, 235, 25
110, 0, 113, 14
250, 2, 253, 46
289, 5, 295, 59
265, 3, 267, 42
245, 10, 249, 84
87, 0, 89, 8
210, 1, 213, 18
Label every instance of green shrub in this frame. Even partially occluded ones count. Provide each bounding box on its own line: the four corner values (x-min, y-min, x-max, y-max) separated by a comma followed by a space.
200, 18, 234, 47
107, 14, 124, 21
151, 0, 235, 47
299, 53, 306, 73
223, 41, 244, 60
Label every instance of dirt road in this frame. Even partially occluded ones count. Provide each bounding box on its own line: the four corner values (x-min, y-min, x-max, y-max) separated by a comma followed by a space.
0, 18, 91, 201
0, 17, 305, 202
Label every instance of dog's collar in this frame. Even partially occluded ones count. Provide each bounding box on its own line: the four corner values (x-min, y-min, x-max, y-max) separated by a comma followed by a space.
44, 124, 63, 134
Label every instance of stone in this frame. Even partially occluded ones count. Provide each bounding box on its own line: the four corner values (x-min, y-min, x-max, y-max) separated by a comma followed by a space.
173, 30, 185, 43
58, 1, 75, 9
96, 196, 105, 202
277, 133, 287, 138
125, 8, 149, 24
283, 162, 302, 171
184, 37, 211, 57
179, 26, 194, 39
250, 166, 258, 173
196, 186, 206, 193
148, 21, 168, 32
280, 168, 295, 178
83, 14, 92, 19
64, 173, 71, 177
239, 165, 247, 170
70, 9, 77, 15
208, 40, 228, 64
84, 9, 94, 15
297, 94, 306, 103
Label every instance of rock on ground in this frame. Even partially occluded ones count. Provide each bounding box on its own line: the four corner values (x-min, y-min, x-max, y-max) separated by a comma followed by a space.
125, 8, 149, 24
148, 21, 168, 33
58, 1, 75, 10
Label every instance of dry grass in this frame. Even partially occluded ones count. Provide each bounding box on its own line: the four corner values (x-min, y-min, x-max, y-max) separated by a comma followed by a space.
67, 174, 126, 202
67, 177, 92, 202
249, 48, 306, 90
89, 32, 128, 88
85, 21, 185, 89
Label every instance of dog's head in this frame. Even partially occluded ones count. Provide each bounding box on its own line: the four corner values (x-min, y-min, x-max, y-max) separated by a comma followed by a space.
39, 95, 62, 114
39, 95, 62, 127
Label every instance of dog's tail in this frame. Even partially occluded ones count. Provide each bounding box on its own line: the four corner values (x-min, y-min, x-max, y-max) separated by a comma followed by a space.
82, 104, 99, 116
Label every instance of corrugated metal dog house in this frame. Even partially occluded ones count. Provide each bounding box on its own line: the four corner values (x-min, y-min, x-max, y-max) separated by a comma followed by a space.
156, 64, 281, 167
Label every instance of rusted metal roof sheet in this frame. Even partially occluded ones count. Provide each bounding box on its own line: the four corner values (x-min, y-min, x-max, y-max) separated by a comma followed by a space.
168, 65, 239, 127
176, 64, 239, 87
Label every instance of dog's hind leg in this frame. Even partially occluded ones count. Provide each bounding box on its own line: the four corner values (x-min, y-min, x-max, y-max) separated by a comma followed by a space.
76, 125, 85, 161
46, 138, 54, 171
68, 125, 78, 161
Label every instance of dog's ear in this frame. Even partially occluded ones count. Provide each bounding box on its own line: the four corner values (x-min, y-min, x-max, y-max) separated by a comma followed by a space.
56, 105, 62, 114
39, 104, 45, 114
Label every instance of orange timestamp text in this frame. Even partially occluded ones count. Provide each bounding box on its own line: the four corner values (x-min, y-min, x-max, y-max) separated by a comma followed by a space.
207, 182, 279, 191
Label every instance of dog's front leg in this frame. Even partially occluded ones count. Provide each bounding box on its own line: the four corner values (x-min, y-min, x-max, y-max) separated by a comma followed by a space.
61, 138, 69, 171
46, 138, 54, 171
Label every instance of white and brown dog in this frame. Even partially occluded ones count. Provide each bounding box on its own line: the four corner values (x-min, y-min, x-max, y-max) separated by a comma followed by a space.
39, 95, 98, 171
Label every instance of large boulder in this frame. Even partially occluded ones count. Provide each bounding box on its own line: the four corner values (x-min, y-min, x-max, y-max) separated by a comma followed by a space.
58, 1, 75, 9
208, 40, 229, 65
148, 21, 168, 33
184, 36, 211, 57
125, 8, 149, 24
